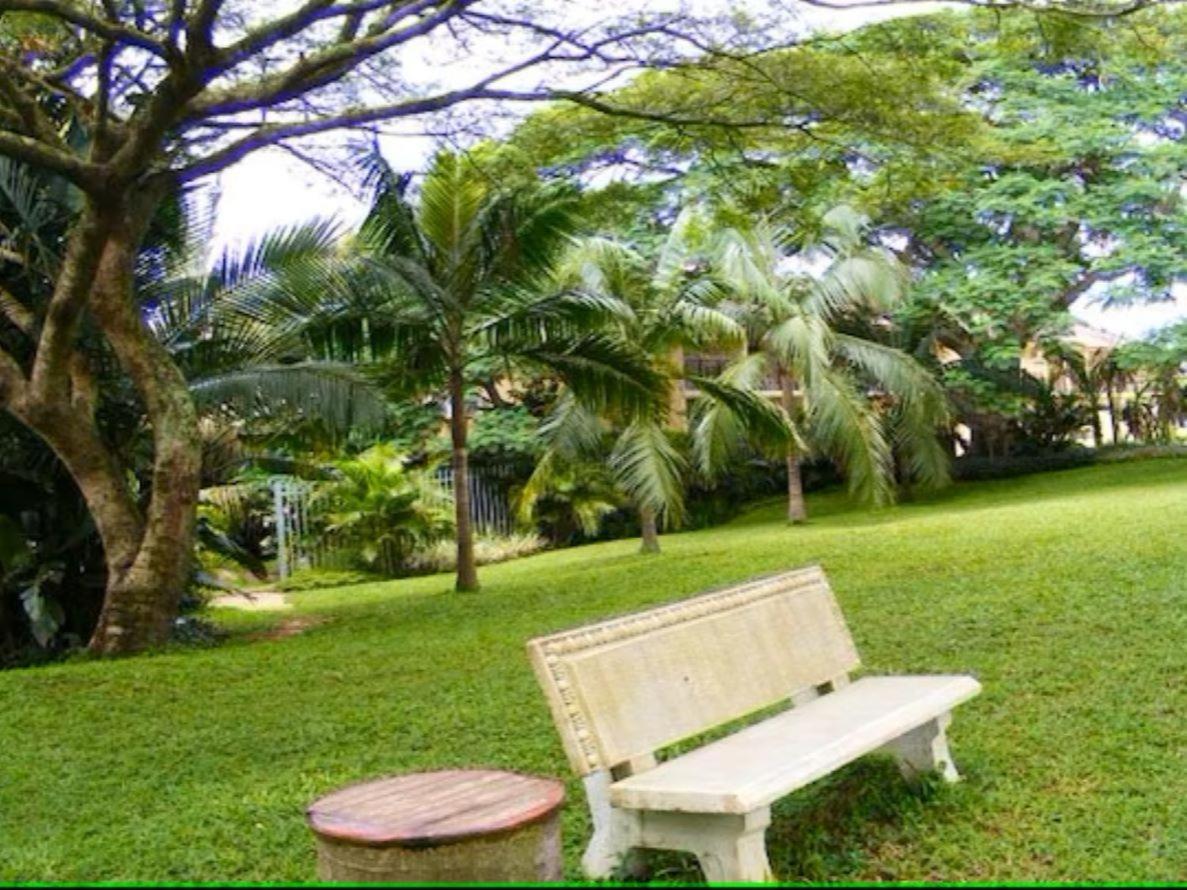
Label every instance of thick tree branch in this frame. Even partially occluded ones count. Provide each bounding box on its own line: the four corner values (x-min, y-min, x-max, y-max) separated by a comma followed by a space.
0, 130, 100, 189
0, 63, 66, 149
0, 285, 35, 336
28, 204, 108, 401
0, 0, 171, 56
0, 342, 26, 410
188, 0, 471, 119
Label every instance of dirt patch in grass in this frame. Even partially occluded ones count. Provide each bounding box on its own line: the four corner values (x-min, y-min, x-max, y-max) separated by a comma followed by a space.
245, 615, 325, 641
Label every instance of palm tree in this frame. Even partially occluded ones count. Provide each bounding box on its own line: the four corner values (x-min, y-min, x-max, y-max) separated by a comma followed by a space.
710, 205, 950, 522
528, 210, 794, 553
256, 150, 665, 590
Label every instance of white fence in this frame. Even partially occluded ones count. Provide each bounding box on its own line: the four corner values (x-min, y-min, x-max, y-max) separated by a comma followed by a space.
271, 466, 514, 579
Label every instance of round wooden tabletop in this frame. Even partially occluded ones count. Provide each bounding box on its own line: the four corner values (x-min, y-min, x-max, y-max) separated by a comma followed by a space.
306, 769, 566, 848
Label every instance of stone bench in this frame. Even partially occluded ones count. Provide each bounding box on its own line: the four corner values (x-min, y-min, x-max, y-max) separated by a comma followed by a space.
526, 564, 981, 883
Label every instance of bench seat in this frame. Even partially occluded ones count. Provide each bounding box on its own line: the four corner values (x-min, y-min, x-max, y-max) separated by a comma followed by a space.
610, 675, 981, 815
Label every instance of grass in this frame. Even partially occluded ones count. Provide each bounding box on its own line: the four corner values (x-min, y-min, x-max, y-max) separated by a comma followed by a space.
3, 457, 1187, 883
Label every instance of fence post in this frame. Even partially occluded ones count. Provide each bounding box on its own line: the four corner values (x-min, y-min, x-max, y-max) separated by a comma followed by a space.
273, 479, 289, 581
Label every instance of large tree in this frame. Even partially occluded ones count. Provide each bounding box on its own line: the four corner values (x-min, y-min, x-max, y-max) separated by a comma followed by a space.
0, 0, 850, 654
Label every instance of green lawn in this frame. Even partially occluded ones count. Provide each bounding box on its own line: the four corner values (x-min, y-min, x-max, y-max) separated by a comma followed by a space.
3, 458, 1187, 883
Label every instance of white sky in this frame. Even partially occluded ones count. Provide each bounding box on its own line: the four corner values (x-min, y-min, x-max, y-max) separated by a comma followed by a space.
207, 0, 1187, 339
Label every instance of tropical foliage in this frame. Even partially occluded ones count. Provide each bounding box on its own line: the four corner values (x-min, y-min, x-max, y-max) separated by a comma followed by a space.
708, 206, 951, 520
313, 445, 454, 576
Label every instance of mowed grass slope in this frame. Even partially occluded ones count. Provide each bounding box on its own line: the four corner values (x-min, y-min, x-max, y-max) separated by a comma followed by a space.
2, 458, 1187, 883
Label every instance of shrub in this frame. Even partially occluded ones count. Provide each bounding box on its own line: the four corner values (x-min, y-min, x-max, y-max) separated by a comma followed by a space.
312, 444, 454, 575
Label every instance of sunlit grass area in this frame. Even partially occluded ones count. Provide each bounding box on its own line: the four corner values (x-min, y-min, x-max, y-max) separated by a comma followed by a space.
3, 457, 1186, 882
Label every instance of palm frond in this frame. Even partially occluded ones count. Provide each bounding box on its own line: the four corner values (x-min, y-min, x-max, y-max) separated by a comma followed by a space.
833, 334, 950, 420
190, 362, 388, 432
480, 182, 583, 284
712, 226, 785, 310
809, 250, 906, 319
654, 206, 710, 295
0, 156, 65, 273
834, 335, 951, 490
670, 296, 746, 351
689, 375, 798, 478
819, 204, 868, 251
806, 367, 894, 506
764, 311, 831, 377
416, 151, 488, 289
520, 333, 668, 420
555, 236, 646, 298
539, 390, 606, 457
609, 419, 687, 527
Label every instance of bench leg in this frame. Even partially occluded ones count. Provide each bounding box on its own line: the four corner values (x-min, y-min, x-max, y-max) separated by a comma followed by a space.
694, 816, 772, 884
581, 772, 642, 879
635, 808, 773, 884
882, 712, 960, 783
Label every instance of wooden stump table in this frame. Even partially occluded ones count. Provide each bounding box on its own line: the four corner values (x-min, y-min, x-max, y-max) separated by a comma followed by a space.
306, 770, 566, 882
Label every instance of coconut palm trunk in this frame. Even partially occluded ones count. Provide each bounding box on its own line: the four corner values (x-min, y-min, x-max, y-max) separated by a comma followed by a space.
639, 506, 661, 554
780, 371, 808, 523
1106, 377, 1119, 443
448, 372, 479, 591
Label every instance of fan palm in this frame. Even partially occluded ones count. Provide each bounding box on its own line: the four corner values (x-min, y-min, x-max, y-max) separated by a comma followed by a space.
710, 205, 951, 522
528, 210, 794, 552
241, 150, 666, 590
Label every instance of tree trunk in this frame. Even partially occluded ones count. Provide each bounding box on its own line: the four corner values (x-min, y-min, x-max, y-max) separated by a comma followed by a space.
639, 506, 660, 554
85, 190, 201, 654
1087, 388, 1102, 448
450, 372, 479, 592
786, 453, 807, 524
5, 187, 202, 656
780, 372, 807, 523
667, 345, 687, 432
1106, 378, 1120, 444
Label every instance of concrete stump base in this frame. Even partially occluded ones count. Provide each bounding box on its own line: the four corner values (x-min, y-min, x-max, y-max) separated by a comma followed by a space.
307, 769, 565, 883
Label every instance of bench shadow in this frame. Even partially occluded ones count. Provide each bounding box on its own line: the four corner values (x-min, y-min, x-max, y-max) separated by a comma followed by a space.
615, 757, 952, 884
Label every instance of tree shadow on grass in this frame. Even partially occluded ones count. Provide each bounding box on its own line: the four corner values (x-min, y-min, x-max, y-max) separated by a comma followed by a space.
616, 757, 954, 884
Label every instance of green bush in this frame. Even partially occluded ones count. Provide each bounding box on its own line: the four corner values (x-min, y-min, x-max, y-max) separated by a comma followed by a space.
953, 443, 1187, 482
312, 444, 454, 575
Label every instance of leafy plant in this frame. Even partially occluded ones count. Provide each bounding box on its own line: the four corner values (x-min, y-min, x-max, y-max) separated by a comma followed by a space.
402, 532, 547, 575
515, 452, 626, 545
313, 444, 454, 576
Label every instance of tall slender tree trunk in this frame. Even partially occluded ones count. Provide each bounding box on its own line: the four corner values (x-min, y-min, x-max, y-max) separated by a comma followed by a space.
780, 372, 807, 523
449, 371, 479, 592
1106, 378, 1120, 444
667, 345, 687, 432
639, 506, 660, 554
785, 453, 807, 524
1087, 387, 1103, 448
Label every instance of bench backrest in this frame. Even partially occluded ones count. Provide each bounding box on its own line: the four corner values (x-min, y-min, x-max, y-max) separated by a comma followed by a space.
526, 564, 860, 776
